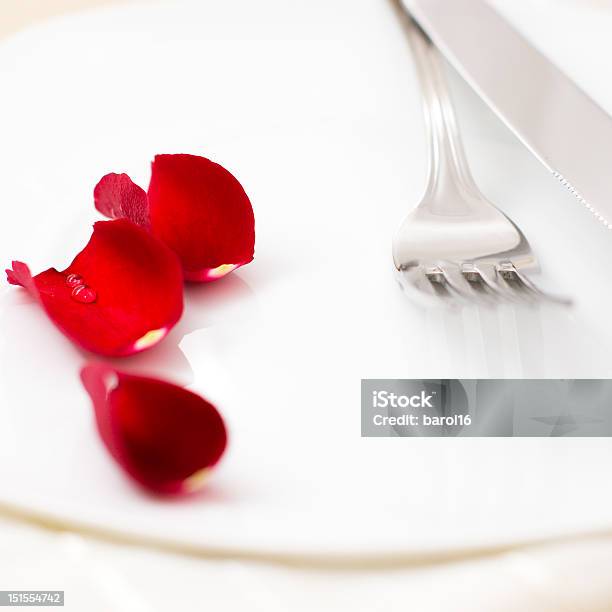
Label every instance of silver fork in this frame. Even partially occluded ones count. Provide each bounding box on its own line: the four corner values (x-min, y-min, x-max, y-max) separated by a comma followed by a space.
392, 12, 569, 306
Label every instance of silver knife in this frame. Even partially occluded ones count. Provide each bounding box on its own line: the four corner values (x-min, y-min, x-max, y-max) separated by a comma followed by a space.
400, 0, 612, 229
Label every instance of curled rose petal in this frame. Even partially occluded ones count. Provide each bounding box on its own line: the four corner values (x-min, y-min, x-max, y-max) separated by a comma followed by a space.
148, 154, 255, 281
6, 219, 183, 356
94, 173, 150, 228
81, 364, 227, 494
94, 154, 255, 282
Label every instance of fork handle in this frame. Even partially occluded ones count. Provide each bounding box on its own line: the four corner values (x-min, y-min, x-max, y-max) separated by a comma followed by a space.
406, 17, 482, 211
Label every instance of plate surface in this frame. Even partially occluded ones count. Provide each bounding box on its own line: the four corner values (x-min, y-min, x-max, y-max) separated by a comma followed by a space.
2, 0, 612, 559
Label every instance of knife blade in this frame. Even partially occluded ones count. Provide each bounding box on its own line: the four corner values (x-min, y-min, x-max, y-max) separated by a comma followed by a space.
400, 0, 612, 229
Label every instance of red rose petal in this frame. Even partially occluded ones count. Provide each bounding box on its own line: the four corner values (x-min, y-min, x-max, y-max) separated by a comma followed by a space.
6, 219, 183, 356
5, 260, 37, 294
94, 173, 150, 228
147, 154, 255, 281
81, 363, 227, 494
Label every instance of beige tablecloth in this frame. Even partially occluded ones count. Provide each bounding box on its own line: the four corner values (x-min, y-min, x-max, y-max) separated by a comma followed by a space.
0, 0, 130, 40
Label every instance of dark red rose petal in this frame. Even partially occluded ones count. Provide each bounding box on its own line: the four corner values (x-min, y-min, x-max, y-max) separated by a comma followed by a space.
6, 219, 183, 356
147, 154, 255, 281
80, 363, 227, 494
94, 173, 150, 228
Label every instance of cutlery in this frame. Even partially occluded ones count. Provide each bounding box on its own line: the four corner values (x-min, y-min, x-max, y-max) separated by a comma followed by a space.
401, 0, 612, 230
392, 12, 568, 305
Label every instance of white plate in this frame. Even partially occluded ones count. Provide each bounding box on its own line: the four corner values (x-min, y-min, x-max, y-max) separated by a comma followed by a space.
2, 0, 612, 560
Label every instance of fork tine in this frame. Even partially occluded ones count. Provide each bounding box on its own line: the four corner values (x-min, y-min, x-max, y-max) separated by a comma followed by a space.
507, 266, 572, 307
459, 264, 502, 306
397, 267, 442, 306
472, 263, 531, 304
439, 264, 493, 306
475, 262, 571, 306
